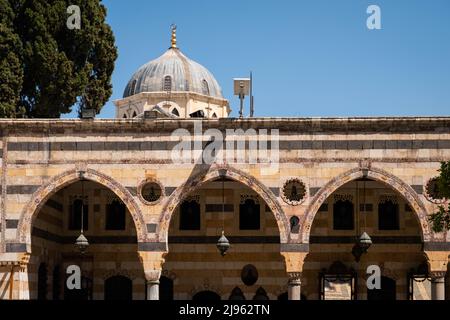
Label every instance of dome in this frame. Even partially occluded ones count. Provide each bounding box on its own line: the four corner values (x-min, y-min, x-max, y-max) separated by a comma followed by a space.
123, 47, 224, 99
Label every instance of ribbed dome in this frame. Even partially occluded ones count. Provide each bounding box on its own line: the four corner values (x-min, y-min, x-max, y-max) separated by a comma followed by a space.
123, 48, 223, 99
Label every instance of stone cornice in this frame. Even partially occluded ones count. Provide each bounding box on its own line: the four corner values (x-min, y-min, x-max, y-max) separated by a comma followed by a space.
0, 117, 449, 135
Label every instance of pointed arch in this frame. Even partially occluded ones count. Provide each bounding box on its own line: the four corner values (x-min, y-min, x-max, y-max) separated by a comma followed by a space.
158, 165, 289, 247
301, 166, 431, 243
17, 168, 147, 249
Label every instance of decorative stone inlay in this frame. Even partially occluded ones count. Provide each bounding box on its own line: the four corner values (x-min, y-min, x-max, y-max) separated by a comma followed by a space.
379, 194, 398, 204
333, 194, 353, 203
301, 166, 432, 243
281, 178, 307, 206
138, 178, 164, 205
240, 194, 259, 204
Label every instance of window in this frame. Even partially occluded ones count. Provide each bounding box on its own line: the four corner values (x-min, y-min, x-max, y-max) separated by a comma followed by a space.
69, 199, 88, 231
201, 79, 210, 95
132, 111, 137, 117
130, 79, 137, 96
333, 200, 354, 230
179, 200, 200, 230
239, 198, 260, 230
290, 216, 300, 233
212, 112, 217, 118
163, 75, 172, 92
38, 263, 48, 300
378, 200, 399, 230
159, 276, 174, 300
122, 114, 127, 118
104, 276, 132, 300
106, 199, 126, 230
172, 108, 180, 117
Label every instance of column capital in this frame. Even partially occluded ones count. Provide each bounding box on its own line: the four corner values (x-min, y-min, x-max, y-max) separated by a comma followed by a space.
287, 272, 302, 285
281, 252, 308, 273
424, 250, 449, 273
429, 271, 447, 280
138, 251, 167, 281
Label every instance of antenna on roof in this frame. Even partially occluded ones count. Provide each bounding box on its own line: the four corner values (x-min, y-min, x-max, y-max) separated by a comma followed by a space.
250, 71, 254, 117
233, 77, 250, 118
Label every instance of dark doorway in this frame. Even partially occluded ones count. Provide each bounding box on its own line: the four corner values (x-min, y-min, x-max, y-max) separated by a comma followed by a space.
159, 276, 174, 300
193, 290, 221, 301
367, 276, 396, 300
37, 263, 48, 300
104, 275, 132, 300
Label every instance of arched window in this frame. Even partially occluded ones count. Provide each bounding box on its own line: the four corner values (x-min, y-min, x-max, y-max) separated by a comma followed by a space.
333, 200, 354, 230
106, 199, 126, 230
179, 200, 200, 230
367, 276, 396, 300
104, 275, 132, 300
252, 287, 269, 300
193, 290, 221, 301
201, 79, 210, 95
172, 108, 180, 117
130, 79, 137, 96
37, 263, 48, 300
132, 111, 137, 118
290, 216, 300, 233
52, 265, 61, 300
122, 113, 127, 118
159, 276, 174, 300
211, 112, 217, 118
378, 200, 399, 230
69, 198, 88, 231
229, 287, 246, 300
239, 198, 260, 230
163, 75, 172, 92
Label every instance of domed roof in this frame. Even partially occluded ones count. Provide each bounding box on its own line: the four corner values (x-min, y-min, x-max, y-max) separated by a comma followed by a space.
123, 47, 224, 99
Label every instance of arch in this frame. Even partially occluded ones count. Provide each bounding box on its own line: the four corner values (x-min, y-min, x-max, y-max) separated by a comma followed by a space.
158, 164, 289, 245
301, 166, 431, 243
17, 168, 147, 248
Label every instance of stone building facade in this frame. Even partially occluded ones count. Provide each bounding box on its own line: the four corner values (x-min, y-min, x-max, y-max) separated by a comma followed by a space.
0, 29, 449, 300
0, 117, 449, 300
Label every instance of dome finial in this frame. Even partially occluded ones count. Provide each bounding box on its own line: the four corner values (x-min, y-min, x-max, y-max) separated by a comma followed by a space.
170, 24, 177, 48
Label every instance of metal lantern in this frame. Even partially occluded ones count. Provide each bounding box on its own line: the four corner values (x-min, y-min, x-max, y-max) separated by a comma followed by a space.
216, 230, 230, 256
75, 171, 89, 254
75, 233, 89, 254
358, 231, 372, 252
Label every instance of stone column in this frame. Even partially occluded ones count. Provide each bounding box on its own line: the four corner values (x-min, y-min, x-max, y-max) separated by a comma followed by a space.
147, 277, 160, 300
281, 251, 308, 300
431, 271, 446, 301
424, 250, 449, 301
287, 272, 302, 300
138, 251, 166, 301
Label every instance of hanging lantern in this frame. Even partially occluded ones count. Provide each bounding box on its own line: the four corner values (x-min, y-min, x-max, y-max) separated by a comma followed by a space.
75, 172, 89, 254
358, 231, 372, 252
216, 230, 230, 256
75, 233, 89, 254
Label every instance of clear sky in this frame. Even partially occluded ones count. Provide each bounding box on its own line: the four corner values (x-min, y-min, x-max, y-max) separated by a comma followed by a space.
66, 0, 450, 118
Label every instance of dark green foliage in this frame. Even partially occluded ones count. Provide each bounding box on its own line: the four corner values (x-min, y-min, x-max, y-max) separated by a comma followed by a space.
428, 161, 450, 232
0, 0, 117, 118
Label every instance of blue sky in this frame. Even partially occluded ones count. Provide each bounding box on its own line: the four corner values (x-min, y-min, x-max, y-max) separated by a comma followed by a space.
67, 0, 450, 118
